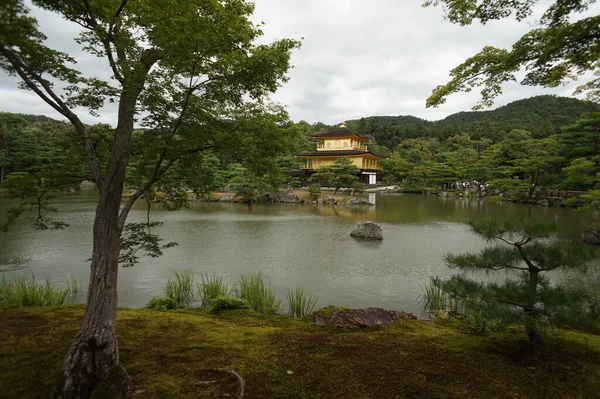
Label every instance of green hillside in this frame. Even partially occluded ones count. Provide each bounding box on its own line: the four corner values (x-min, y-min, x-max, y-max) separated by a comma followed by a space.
342, 95, 600, 151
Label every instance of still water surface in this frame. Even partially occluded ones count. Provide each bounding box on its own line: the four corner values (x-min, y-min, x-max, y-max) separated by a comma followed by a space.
0, 190, 597, 314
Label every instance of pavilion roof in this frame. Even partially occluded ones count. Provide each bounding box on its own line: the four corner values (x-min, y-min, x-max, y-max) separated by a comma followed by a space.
295, 150, 383, 159
310, 125, 371, 141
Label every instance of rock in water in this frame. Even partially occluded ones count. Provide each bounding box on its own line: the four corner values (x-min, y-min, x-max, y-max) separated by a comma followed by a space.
350, 221, 383, 240
582, 230, 600, 245
312, 306, 416, 329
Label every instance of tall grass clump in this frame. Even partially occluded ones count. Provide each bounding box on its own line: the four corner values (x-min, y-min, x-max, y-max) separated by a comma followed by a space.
286, 287, 318, 318
0, 275, 69, 306
197, 273, 231, 307
237, 271, 281, 313
164, 270, 195, 306
420, 277, 466, 316
65, 274, 83, 296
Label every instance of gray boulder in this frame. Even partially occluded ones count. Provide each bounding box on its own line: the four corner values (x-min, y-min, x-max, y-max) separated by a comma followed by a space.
582, 230, 600, 245
350, 221, 383, 240
549, 197, 564, 207
346, 197, 369, 205
80, 180, 95, 188
536, 199, 550, 207
219, 194, 235, 202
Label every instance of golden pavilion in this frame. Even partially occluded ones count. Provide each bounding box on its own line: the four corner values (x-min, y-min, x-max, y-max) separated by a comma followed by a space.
295, 123, 384, 185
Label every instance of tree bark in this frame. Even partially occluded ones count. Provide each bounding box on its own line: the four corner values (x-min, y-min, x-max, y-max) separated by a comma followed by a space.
526, 324, 544, 349
0, 126, 8, 184
55, 96, 137, 399
524, 265, 543, 349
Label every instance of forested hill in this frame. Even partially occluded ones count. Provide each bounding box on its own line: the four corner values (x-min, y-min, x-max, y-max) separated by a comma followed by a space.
344, 95, 600, 151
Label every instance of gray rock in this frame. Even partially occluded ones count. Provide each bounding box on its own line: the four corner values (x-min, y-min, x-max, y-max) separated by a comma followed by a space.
80, 180, 95, 188
265, 192, 299, 203
346, 197, 369, 205
312, 305, 416, 329
582, 230, 600, 245
219, 195, 235, 202
549, 197, 564, 207
317, 198, 324, 205
536, 199, 550, 207
350, 221, 383, 240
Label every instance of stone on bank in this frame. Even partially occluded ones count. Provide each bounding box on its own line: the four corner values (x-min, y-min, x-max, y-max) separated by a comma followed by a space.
312, 305, 416, 329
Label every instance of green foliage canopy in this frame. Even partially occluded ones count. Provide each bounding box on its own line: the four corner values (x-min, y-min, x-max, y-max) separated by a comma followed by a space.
424, 0, 600, 109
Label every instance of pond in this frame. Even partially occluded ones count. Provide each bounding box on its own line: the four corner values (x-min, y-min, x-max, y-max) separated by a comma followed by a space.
0, 190, 597, 315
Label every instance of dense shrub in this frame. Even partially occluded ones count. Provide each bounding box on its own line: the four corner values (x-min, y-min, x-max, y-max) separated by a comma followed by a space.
210, 296, 250, 314
145, 296, 180, 311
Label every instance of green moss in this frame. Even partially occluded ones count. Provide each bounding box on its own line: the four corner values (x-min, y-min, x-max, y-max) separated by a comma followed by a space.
1, 306, 599, 398
313, 305, 348, 316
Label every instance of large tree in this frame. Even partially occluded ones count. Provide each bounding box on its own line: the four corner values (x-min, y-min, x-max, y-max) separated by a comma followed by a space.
424, 0, 600, 109
0, 1, 299, 397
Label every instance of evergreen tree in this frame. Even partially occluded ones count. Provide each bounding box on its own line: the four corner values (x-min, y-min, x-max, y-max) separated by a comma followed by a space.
429, 218, 597, 348
557, 112, 600, 161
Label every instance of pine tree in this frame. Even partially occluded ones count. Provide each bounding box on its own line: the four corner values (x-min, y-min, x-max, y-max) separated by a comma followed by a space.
429, 218, 597, 348
309, 158, 364, 193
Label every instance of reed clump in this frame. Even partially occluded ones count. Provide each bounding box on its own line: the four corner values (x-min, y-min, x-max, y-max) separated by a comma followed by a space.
236, 271, 281, 314
420, 277, 466, 315
164, 270, 195, 306
286, 286, 318, 318
196, 273, 231, 307
0, 275, 70, 306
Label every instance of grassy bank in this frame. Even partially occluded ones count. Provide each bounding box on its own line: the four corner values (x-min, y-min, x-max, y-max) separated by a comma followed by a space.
1, 305, 599, 398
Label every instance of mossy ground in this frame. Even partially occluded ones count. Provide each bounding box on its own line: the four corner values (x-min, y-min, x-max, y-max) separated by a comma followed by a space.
1, 305, 599, 398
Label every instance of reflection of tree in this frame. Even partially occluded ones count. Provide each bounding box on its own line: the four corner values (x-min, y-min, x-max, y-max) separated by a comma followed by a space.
317, 204, 377, 220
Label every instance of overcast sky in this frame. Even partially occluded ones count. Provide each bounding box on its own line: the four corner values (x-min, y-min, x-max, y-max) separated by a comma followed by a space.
0, 1, 597, 126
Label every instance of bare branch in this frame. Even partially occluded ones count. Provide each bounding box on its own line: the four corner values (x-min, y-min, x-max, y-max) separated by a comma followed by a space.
0, 45, 102, 183
224, 369, 245, 399
0, 45, 65, 117
103, 40, 124, 84
114, 0, 128, 18
117, 144, 216, 231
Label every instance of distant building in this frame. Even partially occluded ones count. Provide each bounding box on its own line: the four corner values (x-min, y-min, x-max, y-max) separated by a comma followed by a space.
295, 123, 384, 184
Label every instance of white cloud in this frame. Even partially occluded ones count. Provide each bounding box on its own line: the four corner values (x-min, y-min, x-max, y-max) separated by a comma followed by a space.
0, 0, 597, 126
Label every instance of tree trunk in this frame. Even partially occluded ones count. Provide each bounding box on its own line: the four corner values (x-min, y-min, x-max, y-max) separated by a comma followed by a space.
524, 267, 543, 349
55, 97, 137, 399
526, 324, 544, 349
0, 126, 8, 184
56, 197, 127, 398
